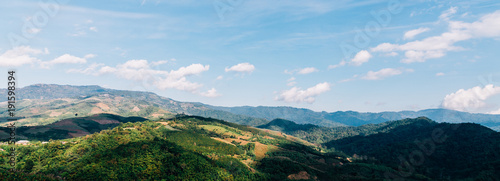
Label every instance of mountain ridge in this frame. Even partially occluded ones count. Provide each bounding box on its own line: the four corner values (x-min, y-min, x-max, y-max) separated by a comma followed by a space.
2, 84, 500, 131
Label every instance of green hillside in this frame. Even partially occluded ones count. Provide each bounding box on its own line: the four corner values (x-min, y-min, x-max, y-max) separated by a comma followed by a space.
0, 115, 428, 180
323, 117, 500, 180
0, 113, 147, 141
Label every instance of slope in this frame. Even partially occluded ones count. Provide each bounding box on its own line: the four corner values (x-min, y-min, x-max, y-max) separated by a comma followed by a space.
0, 115, 428, 180
0, 84, 268, 127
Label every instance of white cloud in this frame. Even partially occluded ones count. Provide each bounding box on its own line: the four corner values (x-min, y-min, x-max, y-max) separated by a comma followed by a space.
67, 63, 104, 75
371, 10, 500, 63
404, 27, 430, 40
439, 7, 458, 21
361, 68, 412, 80
84, 54, 97, 59
151, 60, 169, 66
297, 67, 318, 74
436, 72, 445, 76
385, 52, 398, 57
216, 75, 224, 80
286, 77, 296, 86
275, 82, 330, 103
488, 108, 500, 115
225, 62, 255, 73
89, 27, 98, 32
199, 88, 221, 98
287, 81, 297, 86
41, 54, 93, 69
72, 59, 211, 94
0, 46, 45, 67
154, 63, 210, 92
350, 50, 372, 66
328, 60, 346, 69
442, 84, 500, 112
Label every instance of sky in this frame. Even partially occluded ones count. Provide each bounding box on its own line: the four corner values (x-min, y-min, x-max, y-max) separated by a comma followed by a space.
1, 0, 500, 114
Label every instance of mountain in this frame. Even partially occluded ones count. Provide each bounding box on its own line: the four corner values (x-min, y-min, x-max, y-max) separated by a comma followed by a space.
0, 84, 268, 127
257, 118, 319, 132
258, 117, 432, 144
0, 115, 429, 180
209, 105, 500, 131
0, 113, 147, 141
323, 117, 500, 180
3, 84, 500, 131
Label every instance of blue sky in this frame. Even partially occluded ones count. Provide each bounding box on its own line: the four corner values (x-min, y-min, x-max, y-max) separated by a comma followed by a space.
1, 0, 500, 114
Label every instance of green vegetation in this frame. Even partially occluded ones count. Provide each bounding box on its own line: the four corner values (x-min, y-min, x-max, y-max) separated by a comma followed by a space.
1, 115, 430, 180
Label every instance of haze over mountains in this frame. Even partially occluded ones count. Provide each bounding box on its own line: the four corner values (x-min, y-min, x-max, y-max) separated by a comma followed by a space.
3, 84, 500, 131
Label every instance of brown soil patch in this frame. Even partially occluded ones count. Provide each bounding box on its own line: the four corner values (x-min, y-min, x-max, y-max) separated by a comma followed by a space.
254, 142, 272, 160
91, 107, 104, 114
114, 96, 124, 102
49, 111, 63, 117
30, 108, 40, 114
157, 122, 179, 130
287, 171, 311, 180
151, 113, 164, 118
96, 103, 110, 110
211, 137, 235, 146
132, 106, 141, 112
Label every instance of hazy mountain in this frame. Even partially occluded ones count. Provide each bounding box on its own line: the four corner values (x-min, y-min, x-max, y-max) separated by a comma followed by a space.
209, 105, 500, 131
3, 84, 499, 131
0, 84, 268, 127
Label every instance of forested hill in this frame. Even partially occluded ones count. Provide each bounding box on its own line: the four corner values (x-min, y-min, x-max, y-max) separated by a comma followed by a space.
323, 117, 500, 180
0, 115, 430, 180
258, 117, 439, 144
258, 117, 500, 180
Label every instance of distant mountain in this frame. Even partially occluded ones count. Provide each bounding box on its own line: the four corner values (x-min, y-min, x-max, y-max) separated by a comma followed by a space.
209, 105, 500, 131
0, 84, 268, 127
259, 117, 435, 144
3, 84, 499, 131
323, 117, 500, 180
0, 113, 147, 141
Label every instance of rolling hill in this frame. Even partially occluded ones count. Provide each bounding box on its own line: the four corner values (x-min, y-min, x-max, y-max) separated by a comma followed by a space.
0, 115, 430, 180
